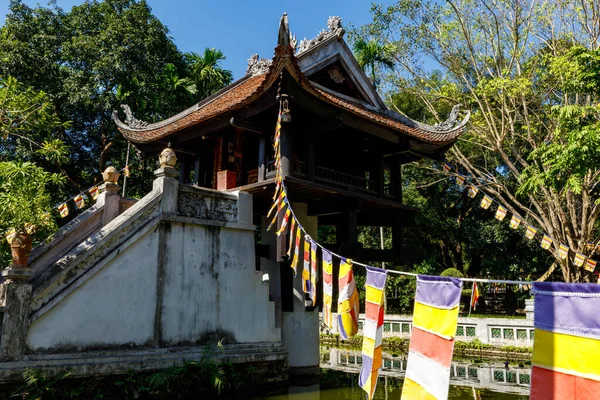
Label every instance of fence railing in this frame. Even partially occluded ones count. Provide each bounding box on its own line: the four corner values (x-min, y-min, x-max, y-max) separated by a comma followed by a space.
327, 313, 534, 347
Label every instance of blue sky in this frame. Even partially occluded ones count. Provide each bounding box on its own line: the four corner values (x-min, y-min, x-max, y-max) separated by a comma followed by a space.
1, 0, 396, 79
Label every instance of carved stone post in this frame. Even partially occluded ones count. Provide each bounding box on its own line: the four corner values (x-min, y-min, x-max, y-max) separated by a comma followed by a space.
97, 166, 121, 226
0, 282, 32, 360
154, 146, 179, 214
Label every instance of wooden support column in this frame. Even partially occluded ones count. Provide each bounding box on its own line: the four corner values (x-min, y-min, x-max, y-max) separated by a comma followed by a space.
393, 210, 404, 264
336, 210, 361, 259
307, 131, 316, 181
378, 157, 386, 198
179, 156, 190, 184
193, 156, 200, 186
279, 121, 293, 178
234, 129, 244, 187
390, 158, 403, 202
258, 134, 266, 182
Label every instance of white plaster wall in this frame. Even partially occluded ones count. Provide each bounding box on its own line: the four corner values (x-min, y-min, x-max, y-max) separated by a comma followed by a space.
160, 223, 279, 345
27, 228, 160, 351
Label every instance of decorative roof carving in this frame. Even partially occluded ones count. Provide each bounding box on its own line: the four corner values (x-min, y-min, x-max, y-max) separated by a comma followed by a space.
114, 104, 148, 129
434, 104, 462, 131
246, 54, 273, 76
297, 16, 344, 55
328, 66, 346, 83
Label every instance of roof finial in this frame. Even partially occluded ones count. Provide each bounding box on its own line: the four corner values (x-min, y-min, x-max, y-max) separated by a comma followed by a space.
278, 12, 290, 47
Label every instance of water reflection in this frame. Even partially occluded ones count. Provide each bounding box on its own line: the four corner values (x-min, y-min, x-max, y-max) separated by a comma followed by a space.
251, 348, 530, 399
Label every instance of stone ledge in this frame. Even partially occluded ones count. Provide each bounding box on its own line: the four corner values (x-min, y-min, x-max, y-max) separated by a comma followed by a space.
0, 343, 288, 383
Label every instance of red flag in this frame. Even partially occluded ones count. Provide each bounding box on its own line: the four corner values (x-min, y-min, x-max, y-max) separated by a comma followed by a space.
471, 282, 480, 311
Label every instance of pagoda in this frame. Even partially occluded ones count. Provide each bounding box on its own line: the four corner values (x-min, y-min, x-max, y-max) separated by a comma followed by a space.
113, 13, 468, 376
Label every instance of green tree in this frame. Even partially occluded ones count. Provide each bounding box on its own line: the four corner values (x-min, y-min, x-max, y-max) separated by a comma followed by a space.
184, 48, 233, 100
352, 38, 394, 88
358, 0, 600, 282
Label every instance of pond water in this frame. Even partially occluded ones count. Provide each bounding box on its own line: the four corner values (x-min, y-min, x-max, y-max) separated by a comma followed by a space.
251, 347, 530, 399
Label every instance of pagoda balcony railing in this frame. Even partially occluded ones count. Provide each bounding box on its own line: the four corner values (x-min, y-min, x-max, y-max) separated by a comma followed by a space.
265, 160, 395, 199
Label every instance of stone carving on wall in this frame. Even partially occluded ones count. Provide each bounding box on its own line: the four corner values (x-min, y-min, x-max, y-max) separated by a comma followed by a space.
177, 190, 238, 223
434, 104, 462, 131
118, 104, 148, 129
297, 16, 344, 55
246, 54, 273, 76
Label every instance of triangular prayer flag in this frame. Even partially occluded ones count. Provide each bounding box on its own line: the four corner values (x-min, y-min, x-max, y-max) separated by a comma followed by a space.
573, 252, 586, 267
585, 258, 597, 272
123, 165, 130, 178
401, 275, 462, 400
480, 195, 492, 209
495, 205, 507, 221
359, 266, 388, 400
322, 249, 333, 329
74, 194, 85, 209
58, 202, 69, 218
5, 229, 16, 244
558, 244, 569, 260
471, 282, 480, 310
290, 226, 301, 276
309, 240, 318, 305
286, 217, 296, 257
541, 235, 552, 250
268, 190, 286, 219
276, 209, 291, 237
24, 222, 35, 234
267, 197, 287, 231
302, 237, 311, 294
455, 175, 465, 186
467, 185, 479, 198
509, 214, 522, 230
337, 258, 359, 339
89, 186, 99, 201
443, 162, 452, 174
525, 225, 538, 240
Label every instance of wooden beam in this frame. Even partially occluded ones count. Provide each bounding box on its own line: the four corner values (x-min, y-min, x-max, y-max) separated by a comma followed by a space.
258, 134, 266, 182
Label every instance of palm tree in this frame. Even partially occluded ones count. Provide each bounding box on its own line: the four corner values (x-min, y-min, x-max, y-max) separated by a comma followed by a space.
352, 39, 395, 89
184, 48, 233, 101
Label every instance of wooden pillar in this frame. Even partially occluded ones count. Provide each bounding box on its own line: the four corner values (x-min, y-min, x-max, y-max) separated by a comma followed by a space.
336, 210, 360, 259
390, 158, 402, 202
193, 156, 200, 186
378, 157, 386, 198
393, 211, 404, 264
307, 131, 316, 181
179, 156, 190, 184
234, 129, 244, 187
279, 122, 293, 178
258, 134, 266, 182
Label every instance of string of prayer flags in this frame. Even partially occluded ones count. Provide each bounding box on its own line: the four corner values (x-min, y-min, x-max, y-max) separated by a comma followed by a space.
290, 226, 301, 275
480, 195, 492, 210
5, 229, 16, 244
574, 252, 586, 268
401, 275, 462, 400
455, 175, 465, 187
303, 237, 311, 294
558, 244, 569, 260
443, 162, 452, 174
123, 165, 130, 178
310, 240, 318, 305
531, 282, 600, 399
359, 266, 387, 400
337, 258, 359, 339
526, 225, 538, 240
89, 186, 99, 201
58, 203, 69, 218
585, 258, 597, 273
495, 205, 507, 221
276, 209, 291, 237
467, 185, 478, 198
268, 190, 286, 219
267, 196, 287, 231
509, 214, 522, 230
74, 194, 85, 209
322, 249, 333, 329
541, 235, 552, 250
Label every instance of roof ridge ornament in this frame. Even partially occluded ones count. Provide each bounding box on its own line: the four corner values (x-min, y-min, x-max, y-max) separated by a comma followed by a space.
434, 104, 462, 131
278, 12, 290, 47
114, 104, 148, 129
246, 54, 273, 76
297, 16, 344, 55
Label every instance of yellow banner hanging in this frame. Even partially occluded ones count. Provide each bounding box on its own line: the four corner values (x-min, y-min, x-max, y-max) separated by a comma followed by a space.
574, 252, 586, 267
480, 195, 492, 210
74, 194, 85, 209
495, 205, 507, 221
558, 244, 569, 260
525, 225, 538, 240
509, 214, 522, 230
585, 258, 597, 272
89, 186, 99, 201
58, 203, 69, 218
541, 235, 552, 250
467, 185, 478, 198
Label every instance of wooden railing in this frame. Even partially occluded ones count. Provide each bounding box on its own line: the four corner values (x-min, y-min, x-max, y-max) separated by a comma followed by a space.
315, 166, 378, 194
